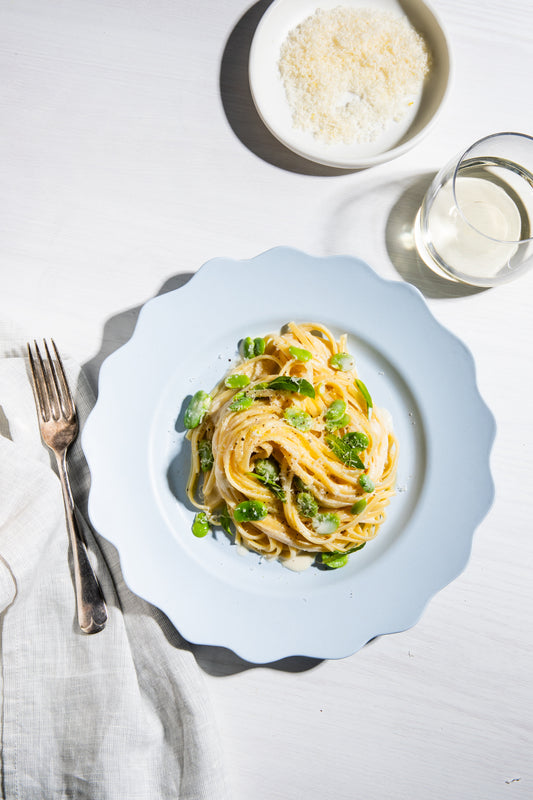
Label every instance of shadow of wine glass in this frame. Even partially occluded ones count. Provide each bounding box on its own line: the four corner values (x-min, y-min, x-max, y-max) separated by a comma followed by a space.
385, 172, 488, 299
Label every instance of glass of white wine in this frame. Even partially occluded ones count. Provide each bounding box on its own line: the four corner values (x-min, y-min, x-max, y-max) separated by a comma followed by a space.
414, 132, 533, 286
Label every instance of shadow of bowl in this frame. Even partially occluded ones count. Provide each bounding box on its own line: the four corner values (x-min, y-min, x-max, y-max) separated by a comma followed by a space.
219, 0, 357, 176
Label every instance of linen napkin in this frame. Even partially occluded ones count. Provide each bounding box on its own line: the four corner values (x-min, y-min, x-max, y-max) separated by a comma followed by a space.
0, 328, 230, 800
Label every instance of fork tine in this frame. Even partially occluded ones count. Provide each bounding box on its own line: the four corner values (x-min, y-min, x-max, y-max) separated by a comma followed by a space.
43, 339, 65, 421
27, 341, 51, 421
50, 338, 75, 419
37, 339, 60, 421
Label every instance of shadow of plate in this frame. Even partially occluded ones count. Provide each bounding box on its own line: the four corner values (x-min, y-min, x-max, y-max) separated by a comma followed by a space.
81, 272, 326, 674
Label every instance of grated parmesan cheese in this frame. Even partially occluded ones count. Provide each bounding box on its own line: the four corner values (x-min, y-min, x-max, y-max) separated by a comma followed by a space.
278, 6, 430, 144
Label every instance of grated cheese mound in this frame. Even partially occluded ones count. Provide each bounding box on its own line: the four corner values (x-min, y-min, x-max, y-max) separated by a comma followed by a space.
278, 6, 430, 144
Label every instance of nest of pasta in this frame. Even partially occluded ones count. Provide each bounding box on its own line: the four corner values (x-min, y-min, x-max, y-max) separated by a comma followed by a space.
185, 322, 398, 570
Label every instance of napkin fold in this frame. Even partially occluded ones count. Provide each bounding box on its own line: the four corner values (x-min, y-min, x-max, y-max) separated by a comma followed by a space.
0, 333, 230, 800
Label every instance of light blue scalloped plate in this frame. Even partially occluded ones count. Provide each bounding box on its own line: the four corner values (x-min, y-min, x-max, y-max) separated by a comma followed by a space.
82, 248, 495, 663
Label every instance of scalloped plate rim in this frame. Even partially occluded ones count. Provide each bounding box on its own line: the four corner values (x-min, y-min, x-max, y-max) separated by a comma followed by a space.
82, 248, 495, 662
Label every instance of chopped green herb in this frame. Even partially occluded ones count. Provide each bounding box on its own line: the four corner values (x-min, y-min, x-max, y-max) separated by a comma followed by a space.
234, 500, 268, 522
192, 511, 210, 538
296, 491, 318, 518
284, 407, 312, 431
198, 440, 213, 472
329, 353, 355, 372
289, 345, 312, 362
225, 373, 250, 389
184, 390, 211, 429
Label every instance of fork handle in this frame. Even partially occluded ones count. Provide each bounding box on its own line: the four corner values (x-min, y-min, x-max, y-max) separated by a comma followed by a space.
56, 452, 108, 634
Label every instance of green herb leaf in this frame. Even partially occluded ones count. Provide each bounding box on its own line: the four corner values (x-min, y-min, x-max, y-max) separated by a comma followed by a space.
253, 458, 286, 501
320, 540, 366, 568
263, 376, 315, 398
355, 378, 373, 417
343, 431, 369, 449
254, 474, 286, 501
325, 433, 365, 469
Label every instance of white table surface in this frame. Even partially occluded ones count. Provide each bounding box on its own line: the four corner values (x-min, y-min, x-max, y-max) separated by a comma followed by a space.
2, 0, 532, 797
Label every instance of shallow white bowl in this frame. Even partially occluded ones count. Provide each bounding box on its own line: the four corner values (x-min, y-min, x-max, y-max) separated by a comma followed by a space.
249, 0, 451, 169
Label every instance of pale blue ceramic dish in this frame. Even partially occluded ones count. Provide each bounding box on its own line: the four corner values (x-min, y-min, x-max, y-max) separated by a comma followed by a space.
82, 248, 495, 663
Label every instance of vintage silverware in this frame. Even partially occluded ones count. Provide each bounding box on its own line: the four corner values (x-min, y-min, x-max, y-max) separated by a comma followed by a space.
27, 339, 107, 634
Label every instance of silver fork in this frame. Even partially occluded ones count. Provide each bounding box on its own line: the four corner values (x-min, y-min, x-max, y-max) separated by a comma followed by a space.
27, 339, 107, 634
